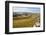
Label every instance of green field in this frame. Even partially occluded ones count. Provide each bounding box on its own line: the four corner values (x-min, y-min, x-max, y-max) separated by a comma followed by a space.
13, 13, 40, 28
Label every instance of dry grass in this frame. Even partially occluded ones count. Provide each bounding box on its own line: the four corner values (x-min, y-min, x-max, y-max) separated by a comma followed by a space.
13, 14, 40, 28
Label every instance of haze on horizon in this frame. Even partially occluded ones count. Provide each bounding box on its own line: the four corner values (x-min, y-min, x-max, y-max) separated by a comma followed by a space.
13, 7, 40, 13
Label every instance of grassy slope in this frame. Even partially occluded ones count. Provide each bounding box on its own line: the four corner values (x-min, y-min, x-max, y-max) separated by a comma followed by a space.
13, 14, 40, 28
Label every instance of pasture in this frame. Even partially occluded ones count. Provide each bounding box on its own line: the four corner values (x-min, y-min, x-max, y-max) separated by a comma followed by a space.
13, 13, 40, 28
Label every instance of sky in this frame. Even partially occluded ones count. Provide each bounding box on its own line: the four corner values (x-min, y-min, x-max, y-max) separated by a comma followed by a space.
13, 7, 40, 13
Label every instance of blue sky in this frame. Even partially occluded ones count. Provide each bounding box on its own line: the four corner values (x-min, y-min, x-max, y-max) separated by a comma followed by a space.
13, 7, 40, 13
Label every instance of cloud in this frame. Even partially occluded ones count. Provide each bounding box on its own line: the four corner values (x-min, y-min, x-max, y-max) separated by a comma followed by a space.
13, 7, 40, 13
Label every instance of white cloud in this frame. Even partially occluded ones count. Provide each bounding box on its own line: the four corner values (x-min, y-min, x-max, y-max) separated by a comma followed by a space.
13, 7, 40, 13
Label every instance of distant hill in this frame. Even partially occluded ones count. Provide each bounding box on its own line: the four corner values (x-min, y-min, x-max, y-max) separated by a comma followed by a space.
13, 12, 40, 17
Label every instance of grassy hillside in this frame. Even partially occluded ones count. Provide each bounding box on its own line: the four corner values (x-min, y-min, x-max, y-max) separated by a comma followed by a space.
13, 13, 40, 28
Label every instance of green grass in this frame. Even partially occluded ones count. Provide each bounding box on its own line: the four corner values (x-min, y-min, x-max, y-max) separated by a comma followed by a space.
13, 14, 40, 28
